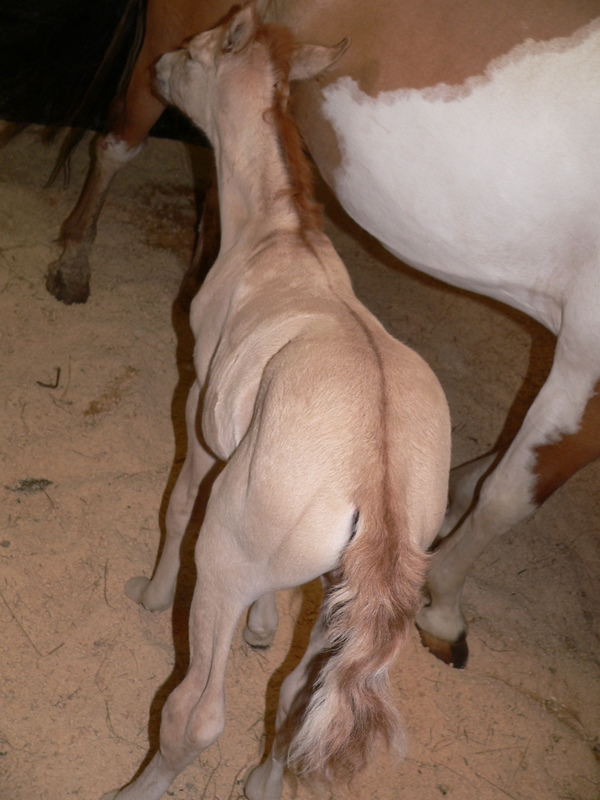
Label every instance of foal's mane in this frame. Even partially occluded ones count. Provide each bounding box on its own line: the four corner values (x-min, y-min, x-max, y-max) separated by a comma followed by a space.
255, 24, 323, 232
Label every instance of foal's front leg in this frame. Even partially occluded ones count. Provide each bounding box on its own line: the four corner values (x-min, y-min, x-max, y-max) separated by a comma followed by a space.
126, 381, 218, 612
102, 542, 250, 800
102, 463, 264, 800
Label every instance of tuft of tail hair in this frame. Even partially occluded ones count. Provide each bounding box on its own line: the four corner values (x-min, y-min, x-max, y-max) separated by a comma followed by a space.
287, 499, 429, 784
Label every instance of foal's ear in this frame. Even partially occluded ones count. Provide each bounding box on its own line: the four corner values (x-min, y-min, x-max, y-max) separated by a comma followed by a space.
289, 38, 350, 81
222, 3, 257, 54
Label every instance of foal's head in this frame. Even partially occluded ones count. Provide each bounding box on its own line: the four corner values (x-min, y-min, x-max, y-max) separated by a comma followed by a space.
155, 4, 349, 227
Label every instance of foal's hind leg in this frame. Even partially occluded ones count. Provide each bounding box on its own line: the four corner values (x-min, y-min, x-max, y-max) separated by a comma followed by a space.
126, 381, 218, 612
101, 435, 322, 800
417, 325, 600, 667
244, 579, 331, 800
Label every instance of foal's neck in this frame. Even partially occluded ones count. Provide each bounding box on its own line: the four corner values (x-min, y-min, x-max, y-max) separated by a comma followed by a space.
211, 81, 315, 251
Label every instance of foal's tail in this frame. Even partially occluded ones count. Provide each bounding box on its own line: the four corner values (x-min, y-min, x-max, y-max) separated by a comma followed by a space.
287, 497, 428, 783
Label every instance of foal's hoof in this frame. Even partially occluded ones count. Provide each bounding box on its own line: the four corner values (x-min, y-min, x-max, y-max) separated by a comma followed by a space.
244, 762, 284, 800
46, 261, 90, 304
124, 575, 151, 605
417, 626, 469, 669
124, 576, 173, 613
243, 625, 276, 649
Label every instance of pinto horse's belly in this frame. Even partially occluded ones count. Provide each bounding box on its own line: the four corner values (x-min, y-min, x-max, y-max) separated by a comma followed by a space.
299, 20, 600, 334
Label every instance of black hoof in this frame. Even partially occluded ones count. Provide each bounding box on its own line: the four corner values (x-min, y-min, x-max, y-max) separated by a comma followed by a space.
417, 625, 469, 669
46, 263, 90, 305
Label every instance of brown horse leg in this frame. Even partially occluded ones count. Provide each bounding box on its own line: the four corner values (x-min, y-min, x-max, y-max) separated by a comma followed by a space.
47, 69, 166, 304
46, 132, 143, 303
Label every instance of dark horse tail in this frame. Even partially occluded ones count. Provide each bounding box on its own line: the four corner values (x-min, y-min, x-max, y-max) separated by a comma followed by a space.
0, 0, 146, 184
0, 0, 146, 149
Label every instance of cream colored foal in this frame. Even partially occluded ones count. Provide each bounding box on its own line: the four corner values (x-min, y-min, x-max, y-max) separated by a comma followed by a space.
102, 5, 451, 799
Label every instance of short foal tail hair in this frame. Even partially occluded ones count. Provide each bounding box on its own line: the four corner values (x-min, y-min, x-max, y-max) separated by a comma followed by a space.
287, 493, 429, 784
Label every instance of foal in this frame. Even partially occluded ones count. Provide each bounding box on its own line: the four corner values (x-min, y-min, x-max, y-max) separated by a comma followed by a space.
103, 6, 451, 799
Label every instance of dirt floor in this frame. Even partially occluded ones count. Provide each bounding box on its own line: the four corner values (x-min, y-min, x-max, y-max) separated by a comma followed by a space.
0, 127, 598, 800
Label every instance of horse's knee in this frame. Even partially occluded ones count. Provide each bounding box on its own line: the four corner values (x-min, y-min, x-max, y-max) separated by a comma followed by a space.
186, 692, 226, 754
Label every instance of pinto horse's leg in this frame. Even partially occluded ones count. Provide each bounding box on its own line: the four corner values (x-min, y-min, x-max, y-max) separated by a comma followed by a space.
244, 579, 332, 800
47, 57, 166, 303
417, 315, 600, 667
126, 381, 217, 612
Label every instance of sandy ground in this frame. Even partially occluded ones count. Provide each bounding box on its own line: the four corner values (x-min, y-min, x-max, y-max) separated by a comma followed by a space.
0, 127, 598, 800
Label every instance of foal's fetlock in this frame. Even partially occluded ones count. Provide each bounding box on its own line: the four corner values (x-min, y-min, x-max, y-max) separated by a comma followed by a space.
244, 596, 278, 649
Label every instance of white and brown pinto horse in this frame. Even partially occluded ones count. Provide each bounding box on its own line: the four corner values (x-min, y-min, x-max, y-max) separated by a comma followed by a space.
101, 7, 451, 798
48, 0, 599, 666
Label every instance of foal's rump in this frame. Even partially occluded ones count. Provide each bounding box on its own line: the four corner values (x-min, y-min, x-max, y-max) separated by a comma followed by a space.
229, 311, 450, 571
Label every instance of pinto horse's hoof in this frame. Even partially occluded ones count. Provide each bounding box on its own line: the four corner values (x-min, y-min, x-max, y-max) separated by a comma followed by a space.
46, 260, 91, 304
417, 626, 469, 669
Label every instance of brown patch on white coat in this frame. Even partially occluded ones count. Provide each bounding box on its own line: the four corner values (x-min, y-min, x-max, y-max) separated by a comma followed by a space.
534, 379, 600, 505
